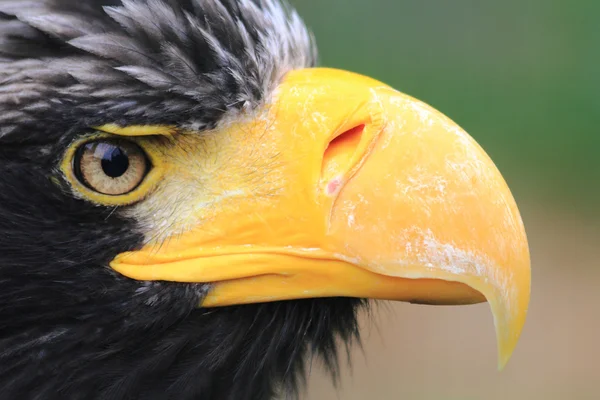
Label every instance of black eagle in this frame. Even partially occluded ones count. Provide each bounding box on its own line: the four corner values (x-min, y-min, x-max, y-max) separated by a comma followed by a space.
0, 1, 530, 399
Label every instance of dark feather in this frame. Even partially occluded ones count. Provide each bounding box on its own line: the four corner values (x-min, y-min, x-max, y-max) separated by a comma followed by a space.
0, 0, 316, 137
0, 88, 365, 400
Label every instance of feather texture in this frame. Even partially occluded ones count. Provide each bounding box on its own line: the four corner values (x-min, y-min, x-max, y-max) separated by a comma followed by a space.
0, 0, 316, 137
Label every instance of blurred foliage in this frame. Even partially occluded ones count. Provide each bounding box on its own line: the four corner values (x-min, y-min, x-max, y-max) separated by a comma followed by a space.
291, 0, 598, 214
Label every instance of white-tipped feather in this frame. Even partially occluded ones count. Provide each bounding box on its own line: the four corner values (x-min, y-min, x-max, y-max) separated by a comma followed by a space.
0, 0, 317, 135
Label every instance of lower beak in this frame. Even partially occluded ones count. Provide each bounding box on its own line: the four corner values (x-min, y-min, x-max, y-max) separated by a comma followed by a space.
111, 68, 531, 369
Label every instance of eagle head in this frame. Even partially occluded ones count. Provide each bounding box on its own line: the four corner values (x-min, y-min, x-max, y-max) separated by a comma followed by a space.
0, 1, 530, 399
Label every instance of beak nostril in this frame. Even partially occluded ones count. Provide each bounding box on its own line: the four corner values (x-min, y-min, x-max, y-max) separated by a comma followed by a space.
325, 124, 365, 158
321, 124, 366, 195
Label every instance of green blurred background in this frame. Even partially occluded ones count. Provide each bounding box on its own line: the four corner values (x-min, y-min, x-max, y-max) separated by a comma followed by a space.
288, 1, 600, 399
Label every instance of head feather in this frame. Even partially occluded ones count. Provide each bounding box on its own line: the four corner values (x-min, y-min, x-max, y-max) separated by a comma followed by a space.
0, 0, 317, 139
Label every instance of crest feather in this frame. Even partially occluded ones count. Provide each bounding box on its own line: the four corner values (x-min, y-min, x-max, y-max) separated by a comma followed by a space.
0, 0, 317, 138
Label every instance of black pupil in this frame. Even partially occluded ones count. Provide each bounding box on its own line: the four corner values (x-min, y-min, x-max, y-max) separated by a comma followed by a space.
100, 145, 129, 178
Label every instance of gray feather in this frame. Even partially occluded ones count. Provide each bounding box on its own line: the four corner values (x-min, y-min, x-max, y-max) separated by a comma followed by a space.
0, 0, 317, 139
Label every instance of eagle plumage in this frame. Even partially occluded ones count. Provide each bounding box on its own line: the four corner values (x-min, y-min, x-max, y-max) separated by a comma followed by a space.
0, 1, 531, 399
0, 1, 359, 399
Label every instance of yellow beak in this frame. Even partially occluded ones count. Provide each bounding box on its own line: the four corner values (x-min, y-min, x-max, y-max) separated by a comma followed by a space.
111, 68, 531, 369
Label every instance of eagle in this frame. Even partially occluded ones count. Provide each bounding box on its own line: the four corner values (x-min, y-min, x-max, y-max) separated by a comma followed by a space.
0, 0, 531, 399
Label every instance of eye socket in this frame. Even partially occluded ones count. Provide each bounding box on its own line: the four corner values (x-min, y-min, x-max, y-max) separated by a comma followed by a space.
73, 139, 151, 196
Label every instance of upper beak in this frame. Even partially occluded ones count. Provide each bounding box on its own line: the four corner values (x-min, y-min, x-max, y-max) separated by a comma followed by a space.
111, 68, 531, 369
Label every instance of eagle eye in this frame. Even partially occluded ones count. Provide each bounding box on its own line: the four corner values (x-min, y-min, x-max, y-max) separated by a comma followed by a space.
73, 139, 151, 196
